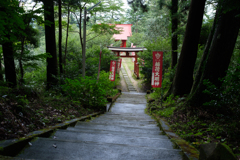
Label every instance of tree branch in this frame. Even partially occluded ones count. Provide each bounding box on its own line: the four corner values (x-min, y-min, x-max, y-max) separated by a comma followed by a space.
86, 34, 101, 42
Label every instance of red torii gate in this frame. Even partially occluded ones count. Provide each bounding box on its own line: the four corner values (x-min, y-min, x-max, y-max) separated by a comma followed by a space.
107, 47, 147, 79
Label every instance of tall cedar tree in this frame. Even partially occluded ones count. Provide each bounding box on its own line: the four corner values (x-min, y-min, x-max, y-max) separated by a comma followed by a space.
190, 1, 221, 94
59, 0, 63, 74
0, 1, 21, 87
171, 0, 206, 96
64, 4, 70, 70
188, 0, 240, 106
43, 0, 58, 89
2, 42, 17, 87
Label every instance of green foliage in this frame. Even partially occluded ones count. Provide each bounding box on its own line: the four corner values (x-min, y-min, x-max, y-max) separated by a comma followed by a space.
162, 66, 176, 94
199, 19, 213, 46
126, 32, 146, 47
0, 0, 25, 43
0, 86, 11, 97
24, 66, 47, 91
149, 88, 163, 100
156, 106, 176, 117
62, 71, 116, 110
85, 46, 119, 76
91, 23, 121, 34
138, 37, 171, 84
203, 59, 240, 111
164, 94, 178, 106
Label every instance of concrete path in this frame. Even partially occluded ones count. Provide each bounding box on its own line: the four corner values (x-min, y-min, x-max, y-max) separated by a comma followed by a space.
16, 70, 183, 159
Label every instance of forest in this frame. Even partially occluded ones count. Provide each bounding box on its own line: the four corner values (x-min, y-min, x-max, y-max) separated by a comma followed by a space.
0, 0, 240, 157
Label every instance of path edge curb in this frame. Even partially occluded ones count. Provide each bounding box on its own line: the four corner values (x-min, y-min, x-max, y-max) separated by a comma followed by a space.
107, 92, 121, 112
146, 96, 199, 160
0, 112, 103, 157
152, 114, 199, 160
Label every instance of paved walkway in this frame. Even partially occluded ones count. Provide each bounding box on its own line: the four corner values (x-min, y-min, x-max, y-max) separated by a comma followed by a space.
16, 69, 183, 160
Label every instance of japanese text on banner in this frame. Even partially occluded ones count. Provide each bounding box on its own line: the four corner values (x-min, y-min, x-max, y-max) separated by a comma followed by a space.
151, 51, 163, 88
109, 60, 116, 81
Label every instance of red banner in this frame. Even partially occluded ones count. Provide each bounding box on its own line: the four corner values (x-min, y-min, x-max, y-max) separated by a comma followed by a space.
151, 51, 163, 88
109, 60, 116, 81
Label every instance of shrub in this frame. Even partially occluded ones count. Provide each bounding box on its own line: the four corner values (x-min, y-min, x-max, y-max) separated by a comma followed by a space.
203, 59, 240, 118
62, 71, 116, 110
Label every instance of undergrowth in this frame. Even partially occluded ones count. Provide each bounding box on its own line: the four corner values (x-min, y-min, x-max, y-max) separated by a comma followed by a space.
0, 71, 119, 141
147, 83, 240, 158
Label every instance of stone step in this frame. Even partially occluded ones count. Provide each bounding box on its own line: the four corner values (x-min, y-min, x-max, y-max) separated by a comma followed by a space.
66, 127, 164, 138
110, 106, 146, 114
52, 129, 174, 149
119, 95, 146, 99
125, 81, 132, 83
116, 99, 145, 104
111, 102, 147, 109
89, 120, 157, 128
128, 87, 136, 89
129, 89, 137, 92
17, 137, 182, 160
96, 113, 154, 120
122, 92, 146, 95
116, 98, 146, 104
88, 121, 157, 128
91, 115, 156, 123
74, 122, 161, 135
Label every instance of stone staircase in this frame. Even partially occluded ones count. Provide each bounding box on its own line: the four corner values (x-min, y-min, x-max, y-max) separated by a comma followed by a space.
16, 92, 183, 160
15, 68, 183, 160
121, 65, 137, 92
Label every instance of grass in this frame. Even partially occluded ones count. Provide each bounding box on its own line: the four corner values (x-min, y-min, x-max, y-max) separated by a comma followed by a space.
156, 107, 176, 117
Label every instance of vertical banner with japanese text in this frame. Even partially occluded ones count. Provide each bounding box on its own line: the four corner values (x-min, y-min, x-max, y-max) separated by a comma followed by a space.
151, 51, 163, 88
109, 60, 116, 81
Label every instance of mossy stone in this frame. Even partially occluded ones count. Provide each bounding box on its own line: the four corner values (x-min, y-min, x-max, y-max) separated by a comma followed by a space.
208, 143, 236, 160
199, 143, 237, 160
199, 143, 217, 160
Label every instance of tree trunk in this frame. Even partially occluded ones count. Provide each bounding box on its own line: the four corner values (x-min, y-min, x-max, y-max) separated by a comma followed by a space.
188, 1, 240, 106
44, 0, 58, 89
19, 39, 25, 86
2, 42, 17, 88
0, 57, 4, 82
59, 0, 63, 74
64, 5, 70, 72
171, 0, 206, 96
171, 0, 178, 69
190, 3, 221, 94
82, 7, 86, 77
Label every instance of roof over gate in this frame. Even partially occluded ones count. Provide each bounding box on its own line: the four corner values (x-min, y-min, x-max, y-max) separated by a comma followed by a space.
107, 47, 147, 52
113, 24, 132, 41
